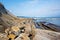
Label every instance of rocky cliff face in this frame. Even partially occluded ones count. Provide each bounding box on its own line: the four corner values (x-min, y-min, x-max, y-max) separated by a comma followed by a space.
0, 3, 36, 40
0, 3, 19, 33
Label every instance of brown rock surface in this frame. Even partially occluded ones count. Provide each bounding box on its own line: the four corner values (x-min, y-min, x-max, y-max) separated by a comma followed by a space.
33, 29, 60, 40
15, 33, 30, 40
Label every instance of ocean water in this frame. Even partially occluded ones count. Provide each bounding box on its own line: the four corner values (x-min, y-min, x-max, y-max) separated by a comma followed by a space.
34, 18, 60, 26
46, 18, 60, 26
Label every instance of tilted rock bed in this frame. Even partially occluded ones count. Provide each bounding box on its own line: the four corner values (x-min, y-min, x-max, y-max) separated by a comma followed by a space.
0, 27, 60, 40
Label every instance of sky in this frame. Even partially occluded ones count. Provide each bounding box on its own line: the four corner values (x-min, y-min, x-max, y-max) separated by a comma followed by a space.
0, 0, 60, 17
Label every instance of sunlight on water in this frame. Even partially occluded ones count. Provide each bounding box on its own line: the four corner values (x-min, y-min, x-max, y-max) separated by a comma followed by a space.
34, 18, 60, 26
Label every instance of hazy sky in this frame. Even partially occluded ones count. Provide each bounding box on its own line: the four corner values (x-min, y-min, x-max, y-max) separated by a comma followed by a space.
0, 0, 60, 17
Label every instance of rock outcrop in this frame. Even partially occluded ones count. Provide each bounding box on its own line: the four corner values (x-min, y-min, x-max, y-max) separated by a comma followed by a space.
15, 33, 30, 40
0, 3, 36, 40
33, 29, 60, 40
0, 3, 19, 33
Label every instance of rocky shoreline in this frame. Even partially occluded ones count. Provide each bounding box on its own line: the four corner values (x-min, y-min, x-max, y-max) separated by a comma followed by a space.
0, 3, 60, 40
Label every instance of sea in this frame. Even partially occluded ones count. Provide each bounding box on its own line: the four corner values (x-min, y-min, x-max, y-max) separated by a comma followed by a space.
34, 17, 60, 26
